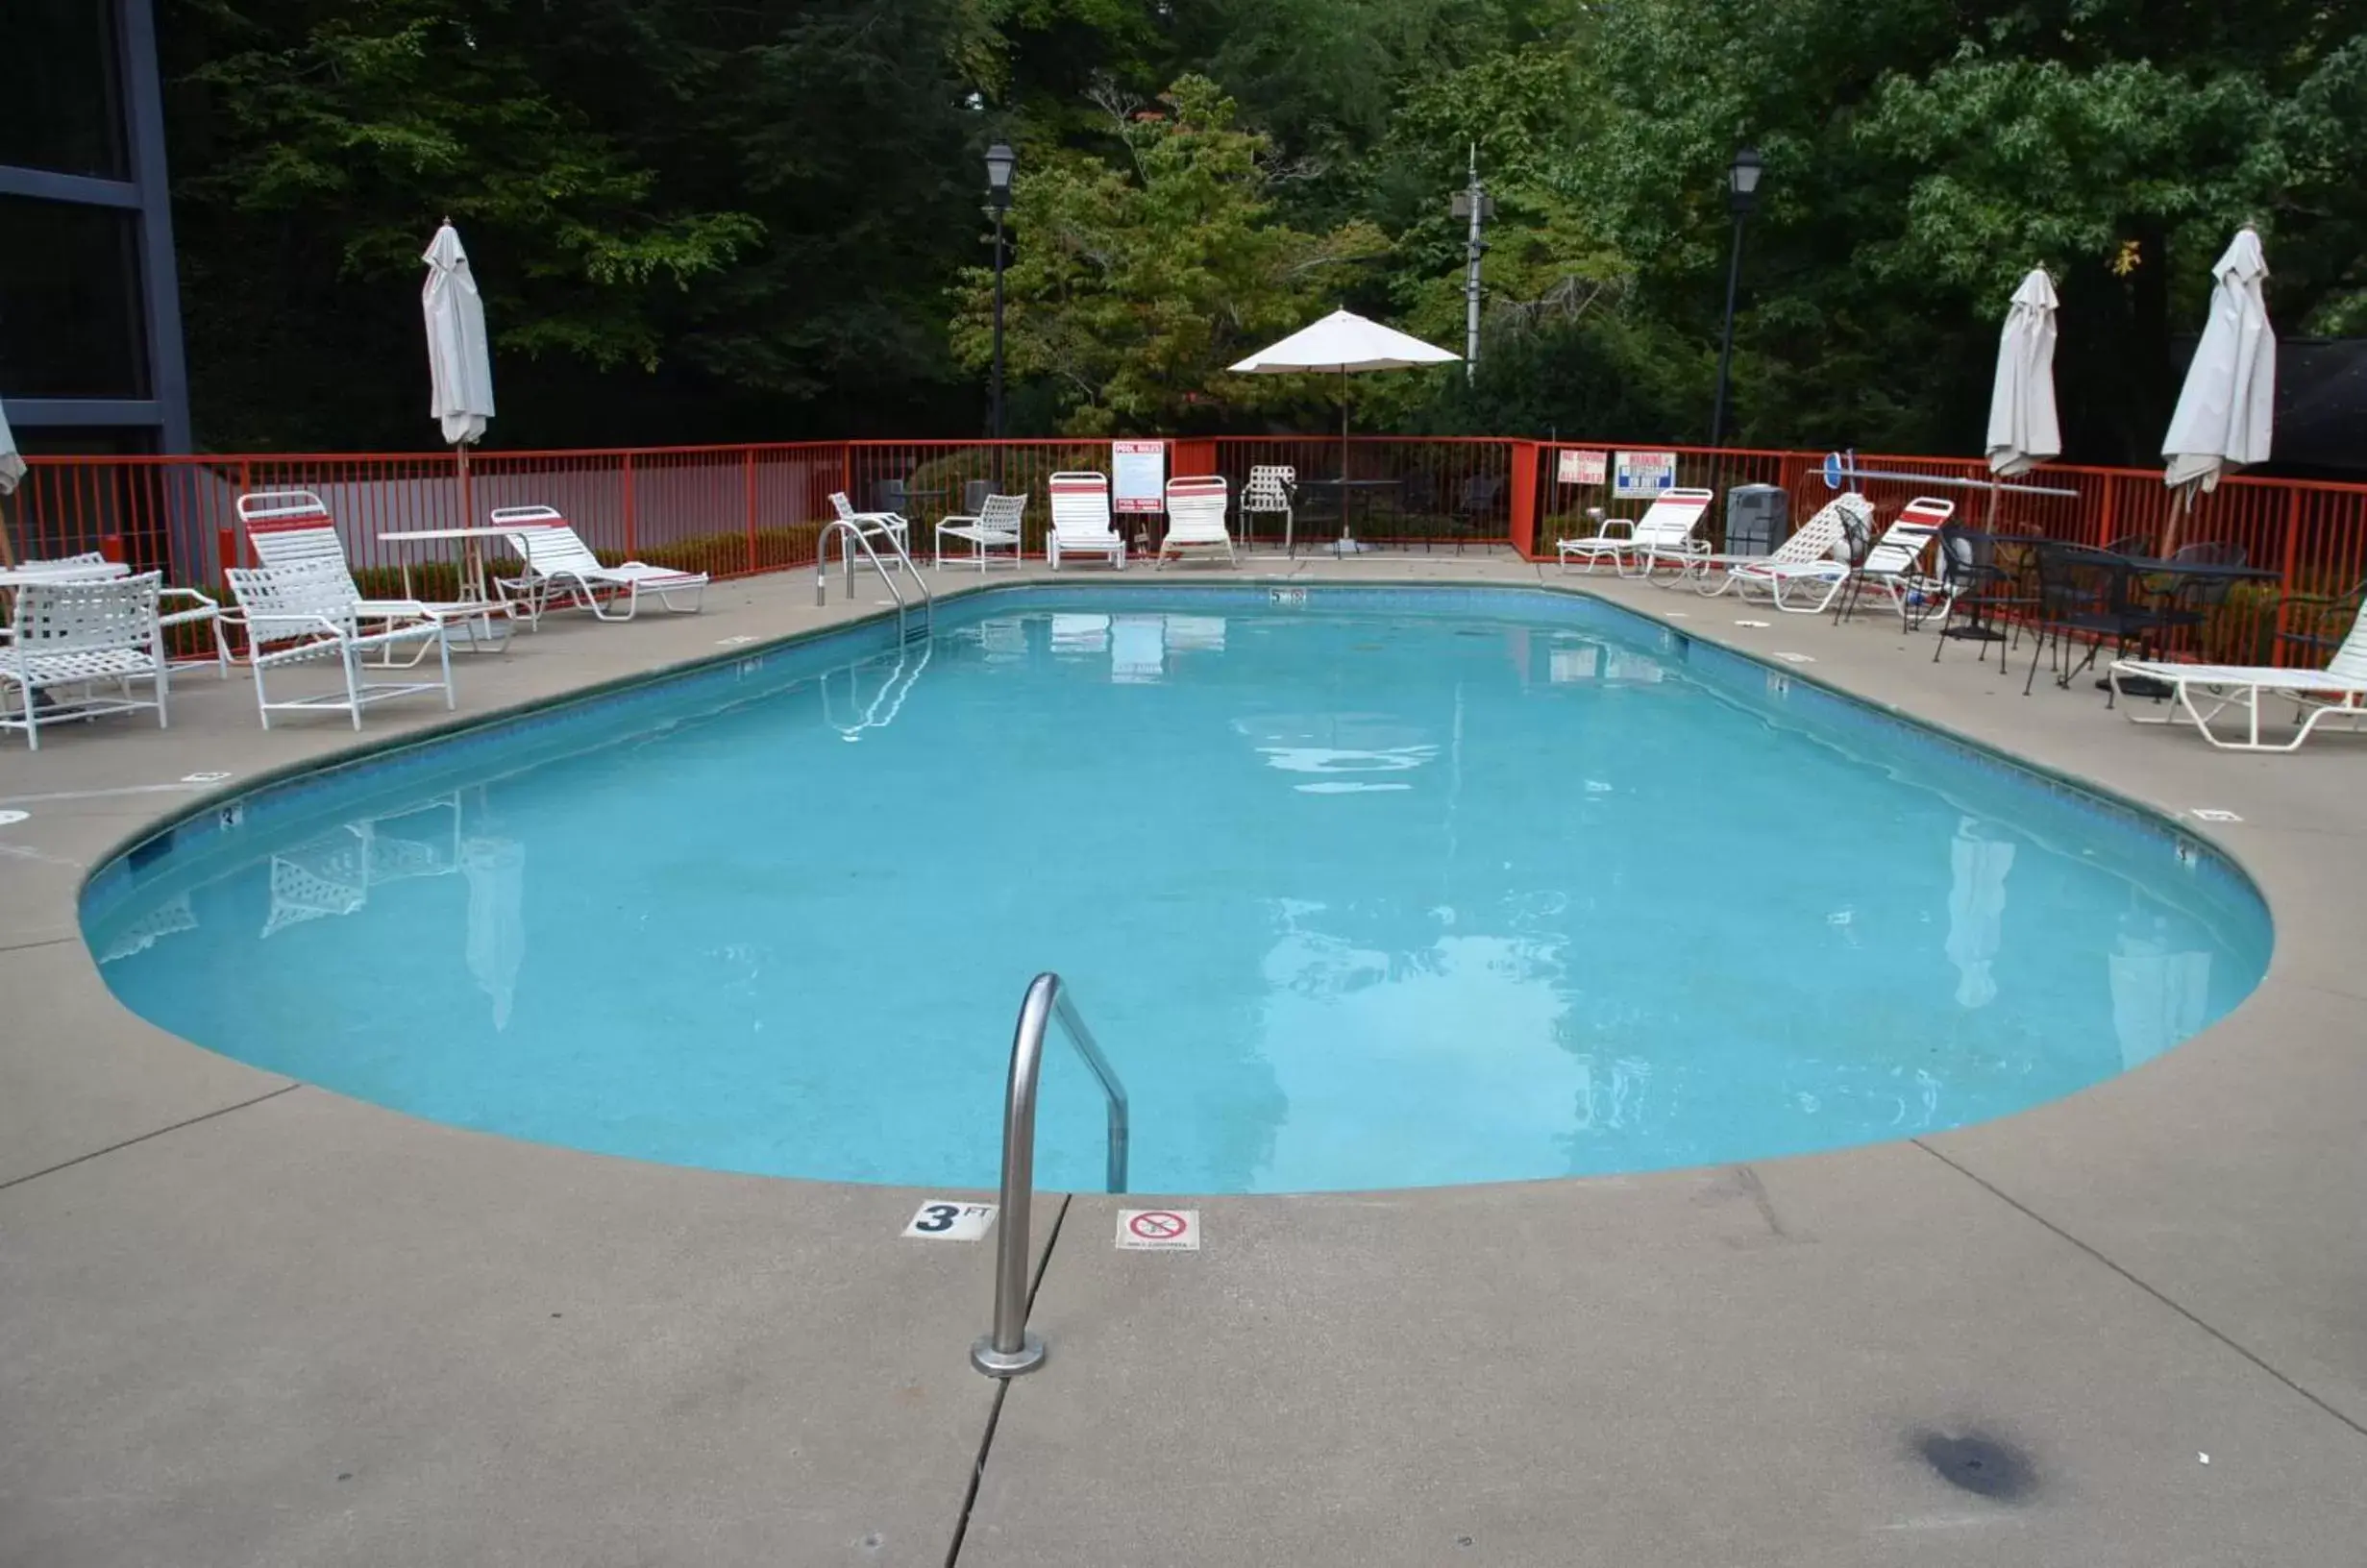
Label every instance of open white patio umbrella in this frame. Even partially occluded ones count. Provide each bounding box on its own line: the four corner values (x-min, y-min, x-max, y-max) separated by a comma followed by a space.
1985, 269, 2060, 488
422, 220, 496, 509
1230, 309, 1458, 553
2159, 227, 2274, 551
0, 396, 25, 566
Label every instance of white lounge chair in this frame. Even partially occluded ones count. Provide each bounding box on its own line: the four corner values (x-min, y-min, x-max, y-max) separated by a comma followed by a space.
0, 574, 170, 750
934, 492, 1025, 571
1048, 472, 1125, 570
489, 506, 709, 624
226, 560, 455, 729
1557, 487, 1714, 576
236, 489, 507, 660
1158, 476, 1234, 568
1694, 494, 1873, 611
1832, 498, 1956, 625
828, 496, 908, 565
2108, 607, 2367, 751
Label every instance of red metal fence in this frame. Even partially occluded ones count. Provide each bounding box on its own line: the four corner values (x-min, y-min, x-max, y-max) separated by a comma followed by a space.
12, 434, 2367, 663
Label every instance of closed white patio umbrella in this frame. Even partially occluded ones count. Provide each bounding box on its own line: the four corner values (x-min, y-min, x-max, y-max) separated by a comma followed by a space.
1985, 269, 2060, 481
0, 397, 24, 566
1231, 309, 1459, 554
422, 220, 497, 507
2160, 227, 2274, 551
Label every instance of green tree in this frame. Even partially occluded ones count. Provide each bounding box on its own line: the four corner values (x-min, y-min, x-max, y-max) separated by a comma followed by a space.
949, 76, 1386, 432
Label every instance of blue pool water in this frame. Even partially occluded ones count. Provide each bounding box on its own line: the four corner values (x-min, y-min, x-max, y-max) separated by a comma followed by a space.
83, 587, 2272, 1194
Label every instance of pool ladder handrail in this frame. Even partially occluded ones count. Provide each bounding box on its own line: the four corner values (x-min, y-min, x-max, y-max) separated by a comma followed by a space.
972, 972, 1129, 1379
815, 515, 933, 645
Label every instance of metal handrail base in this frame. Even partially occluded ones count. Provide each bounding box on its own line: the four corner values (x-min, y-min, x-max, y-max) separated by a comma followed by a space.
971, 972, 1128, 1379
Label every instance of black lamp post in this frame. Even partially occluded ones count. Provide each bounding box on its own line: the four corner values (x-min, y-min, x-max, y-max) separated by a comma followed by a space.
1709, 146, 1763, 452
985, 142, 1016, 456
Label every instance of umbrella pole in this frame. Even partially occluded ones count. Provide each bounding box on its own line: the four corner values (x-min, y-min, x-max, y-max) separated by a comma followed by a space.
1338, 367, 1353, 555
2159, 481, 2192, 557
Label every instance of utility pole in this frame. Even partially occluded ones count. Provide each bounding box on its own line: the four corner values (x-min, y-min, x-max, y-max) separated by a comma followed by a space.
1450, 143, 1492, 384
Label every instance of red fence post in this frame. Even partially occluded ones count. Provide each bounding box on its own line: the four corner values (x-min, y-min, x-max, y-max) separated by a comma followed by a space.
1509, 441, 1540, 559
744, 449, 758, 575
621, 453, 638, 558
2275, 488, 2304, 662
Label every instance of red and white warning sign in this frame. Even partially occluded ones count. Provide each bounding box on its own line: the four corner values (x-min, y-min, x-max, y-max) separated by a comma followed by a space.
1116, 1208, 1201, 1252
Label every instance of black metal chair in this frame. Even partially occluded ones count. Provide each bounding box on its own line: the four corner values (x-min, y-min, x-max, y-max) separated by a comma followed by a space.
2100, 533, 2152, 557
1928, 523, 2029, 663
2277, 576, 2367, 666
1450, 474, 1507, 553
870, 477, 912, 516
2145, 540, 2249, 649
2024, 542, 2160, 696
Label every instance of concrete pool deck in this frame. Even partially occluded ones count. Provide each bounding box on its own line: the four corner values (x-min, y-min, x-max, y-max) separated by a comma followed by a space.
3, 554, 2363, 1565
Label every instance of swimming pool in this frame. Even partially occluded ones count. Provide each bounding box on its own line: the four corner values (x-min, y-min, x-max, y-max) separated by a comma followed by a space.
82, 586, 2272, 1194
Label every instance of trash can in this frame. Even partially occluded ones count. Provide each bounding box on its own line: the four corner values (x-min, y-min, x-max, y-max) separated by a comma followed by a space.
1724, 484, 1788, 557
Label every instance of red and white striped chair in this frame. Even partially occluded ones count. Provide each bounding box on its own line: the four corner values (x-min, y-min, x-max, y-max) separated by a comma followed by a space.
234, 490, 506, 660
1047, 472, 1124, 571
1157, 475, 1233, 568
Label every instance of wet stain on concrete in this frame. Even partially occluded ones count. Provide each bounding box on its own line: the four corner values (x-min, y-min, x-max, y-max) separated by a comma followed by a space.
1911, 1429, 2036, 1502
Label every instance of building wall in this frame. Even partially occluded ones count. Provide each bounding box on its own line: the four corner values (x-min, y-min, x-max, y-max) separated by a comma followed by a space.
0, 0, 190, 456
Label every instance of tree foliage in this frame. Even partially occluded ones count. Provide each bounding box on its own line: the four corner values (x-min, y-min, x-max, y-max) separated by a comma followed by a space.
949, 77, 1385, 432
160, 0, 2367, 464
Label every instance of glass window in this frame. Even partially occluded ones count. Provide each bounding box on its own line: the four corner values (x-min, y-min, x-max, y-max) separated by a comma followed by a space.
0, 0, 130, 180
0, 196, 149, 400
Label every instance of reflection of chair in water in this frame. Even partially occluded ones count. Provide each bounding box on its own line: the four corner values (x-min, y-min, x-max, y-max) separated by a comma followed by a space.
1944, 818, 2015, 1009
976, 617, 1029, 662
1569, 1055, 1652, 1133
463, 837, 527, 1031
1049, 613, 1109, 654
2108, 916, 2212, 1068
261, 796, 463, 937
97, 893, 199, 963
1165, 615, 1226, 652
1547, 642, 1665, 685
1112, 615, 1165, 682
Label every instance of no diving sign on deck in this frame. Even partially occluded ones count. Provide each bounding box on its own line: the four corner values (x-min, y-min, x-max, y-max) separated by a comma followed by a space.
1117, 1208, 1201, 1252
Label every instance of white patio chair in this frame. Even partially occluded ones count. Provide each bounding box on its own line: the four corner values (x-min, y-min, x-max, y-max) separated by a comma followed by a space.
226, 560, 455, 730
2, 553, 228, 675
1241, 465, 1294, 551
1047, 471, 1125, 570
488, 506, 709, 624
235, 489, 507, 659
1158, 476, 1234, 568
1831, 498, 1956, 625
1557, 487, 1714, 577
826, 491, 911, 557
1694, 494, 1873, 611
2108, 603, 2367, 752
934, 492, 1025, 572
0, 573, 170, 751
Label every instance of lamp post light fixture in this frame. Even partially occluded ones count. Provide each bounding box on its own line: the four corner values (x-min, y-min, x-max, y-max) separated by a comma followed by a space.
985, 142, 1017, 457
1709, 145, 1763, 453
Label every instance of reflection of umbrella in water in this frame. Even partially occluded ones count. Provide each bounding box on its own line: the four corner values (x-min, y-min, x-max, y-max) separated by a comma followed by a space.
464, 836, 526, 1031
2108, 914, 2211, 1069
1944, 817, 2015, 1009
